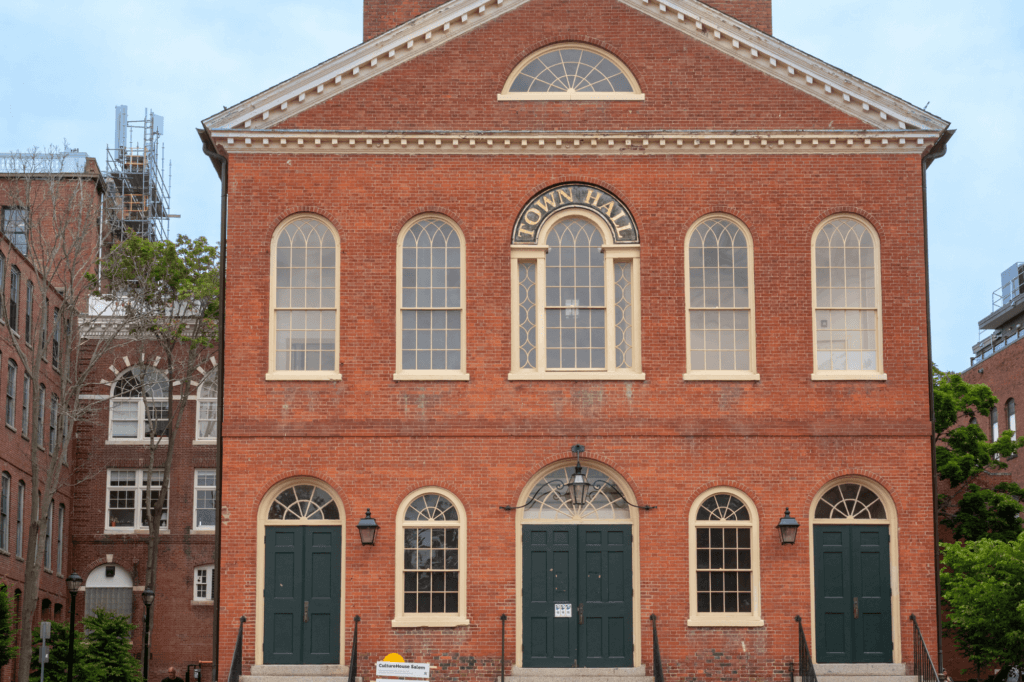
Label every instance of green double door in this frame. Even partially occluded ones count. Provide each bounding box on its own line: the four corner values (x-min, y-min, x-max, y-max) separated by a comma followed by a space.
523, 525, 633, 668
814, 525, 893, 663
264, 526, 342, 665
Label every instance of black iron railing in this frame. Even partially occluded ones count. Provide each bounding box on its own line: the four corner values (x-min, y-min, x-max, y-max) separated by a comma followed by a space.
793, 616, 818, 682
500, 614, 508, 682
227, 616, 246, 682
650, 615, 665, 682
348, 615, 361, 682
909, 615, 939, 682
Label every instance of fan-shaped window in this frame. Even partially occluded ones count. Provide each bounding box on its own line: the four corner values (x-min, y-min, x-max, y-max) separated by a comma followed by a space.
394, 488, 467, 627
269, 215, 340, 379
522, 466, 630, 521
499, 43, 644, 101
109, 366, 169, 440
394, 216, 467, 380
688, 488, 762, 627
267, 484, 340, 521
812, 216, 885, 379
815, 483, 887, 520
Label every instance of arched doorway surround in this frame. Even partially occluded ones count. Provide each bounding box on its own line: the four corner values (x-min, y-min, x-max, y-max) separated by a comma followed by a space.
514, 459, 642, 667
808, 476, 901, 664
255, 477, 346, 666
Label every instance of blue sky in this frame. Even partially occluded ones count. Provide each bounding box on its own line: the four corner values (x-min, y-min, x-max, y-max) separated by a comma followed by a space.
1, 0, 1021, 372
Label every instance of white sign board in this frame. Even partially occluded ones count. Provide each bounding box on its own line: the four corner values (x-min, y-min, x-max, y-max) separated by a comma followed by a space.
554, 603, 572, 618
376, 661, 430, 679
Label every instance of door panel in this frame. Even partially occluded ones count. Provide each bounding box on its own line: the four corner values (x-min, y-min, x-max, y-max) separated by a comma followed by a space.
265, 528, 303, 664
578, 526, 632, 668
850, 527, 891, 662
523, 525, 576, 668
304, 527, 342, 663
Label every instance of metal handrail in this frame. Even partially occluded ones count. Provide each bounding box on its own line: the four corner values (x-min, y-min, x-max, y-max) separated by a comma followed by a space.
227, 616, 246, 682
795, 616, 818, 682
909, 615, 939, 682
348, 616, 361, 682
650, 615, 665, 682
500, 614, 507, 682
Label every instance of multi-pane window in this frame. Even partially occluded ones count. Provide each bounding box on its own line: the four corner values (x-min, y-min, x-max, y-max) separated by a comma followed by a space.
0, 254, 5, 317
686, 217, 757, 377
109, 366, 169, 440
194, 565, 214, 601
51, 309, 59, 366
1008, 399, 1016, 438
21, 376, 28, 436
271, 217, 338, 375
41, 298, 47, 362
43, 501, 52, 570
397, 218, 465, 376
2, 208, 27, 254
36, 385, 44, 448
194, 469, 216, 530
56, 504, 64, 574
396, 490, 466, 625
9, 267, 19, 334
49, 394, 57, 453
24, 282, 32, 342
500, 44, 644, 101
689, 489, 761, 626
106, 470, 167, 531
511, 212, 642, 378
196, 371, 217, 440
0, 473, 9, 552
5, 361, 14, 428
15, 482, 23, 558
992, 406, 1000, 441
812, 217, 883, 375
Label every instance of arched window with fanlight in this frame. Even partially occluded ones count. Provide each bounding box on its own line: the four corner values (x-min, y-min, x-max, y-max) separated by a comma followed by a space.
688, 488, 762, 627
109, 366, 168, 441
394, 488, 468, 627
499, 43, 644, 101
195, 369, 218, 441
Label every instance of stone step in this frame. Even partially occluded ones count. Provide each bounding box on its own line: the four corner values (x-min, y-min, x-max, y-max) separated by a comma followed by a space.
241, 678, 360, 682
798, 677, 915, 682
242, 663, 362, 682
815, 664, 909, 676
500, 667, 653, 682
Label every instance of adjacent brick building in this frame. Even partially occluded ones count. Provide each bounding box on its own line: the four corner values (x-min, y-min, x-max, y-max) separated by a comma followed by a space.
200, 1, 951, 681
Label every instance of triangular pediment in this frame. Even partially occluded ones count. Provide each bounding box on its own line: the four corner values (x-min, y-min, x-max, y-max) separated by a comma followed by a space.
202, 0, 947, 135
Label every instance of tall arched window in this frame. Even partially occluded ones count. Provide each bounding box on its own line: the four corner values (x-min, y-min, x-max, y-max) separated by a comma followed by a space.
688, 488, 762, 627
992, 406, 1000, 442
109, 366, 169, 440
812, 216, 885, 379
394, 488, 468, 627
269, 215, 341, 380
499, 43, 644, 101
394, 216, 468, 380
196, 369, 217, 440
685, 215, 758, 379
510, 209, 643, 379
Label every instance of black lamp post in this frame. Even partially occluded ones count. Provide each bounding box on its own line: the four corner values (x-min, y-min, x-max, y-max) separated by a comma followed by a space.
65, 572, 82, 682
777, 508, 800, 545
568, 444, 590, 508
357, 509, 379, 546
142, 587, 155, 681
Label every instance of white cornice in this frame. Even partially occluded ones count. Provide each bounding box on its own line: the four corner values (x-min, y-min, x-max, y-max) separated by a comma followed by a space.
206, 130, 941, 156
203, 0, 947, 135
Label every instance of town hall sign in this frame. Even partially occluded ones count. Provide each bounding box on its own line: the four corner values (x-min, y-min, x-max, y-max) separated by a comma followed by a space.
513, 184, 638, 244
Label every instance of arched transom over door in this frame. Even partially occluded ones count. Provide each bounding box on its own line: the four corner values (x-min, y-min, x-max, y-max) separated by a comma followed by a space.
516, 461, 640, 670
811, 479, 899, 665
258, 479, 345, 667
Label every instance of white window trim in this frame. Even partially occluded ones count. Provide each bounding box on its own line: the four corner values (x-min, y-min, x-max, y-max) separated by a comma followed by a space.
509, 208, 644, 380
194, 564, 214, 602
195, 374, 218, 442
104, 469, 168, 533
193, 469, 216, 532
393, 486, 469, 628
266, 213, 343, 382
683, 214, 760, 381
56, 504, 64, 576
687, 486, 763, 627
393, 214, 470, 381
0, 473, 9, 554
497, 43, 645, 101
107, 367, 170, 443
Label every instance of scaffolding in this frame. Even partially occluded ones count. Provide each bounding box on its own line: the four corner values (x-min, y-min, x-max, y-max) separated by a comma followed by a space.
105, 106, 171, 241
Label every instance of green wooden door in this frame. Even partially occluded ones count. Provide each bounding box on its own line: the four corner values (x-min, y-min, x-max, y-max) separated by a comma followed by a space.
814, 525, 892, 663
523, 525, 632, 668
265, 526, 342, 665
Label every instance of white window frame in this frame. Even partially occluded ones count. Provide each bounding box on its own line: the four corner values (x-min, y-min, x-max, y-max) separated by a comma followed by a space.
104, 469, 168, 533
43, 500, 52, 571
394, 215, 469, 381
56, 504, 64, 576
810, 214, 886, 381
194, 564, 214, 602
4, 361, 14, 429
195, 371, 218, 442
992, 406, 1000, 441
509, 208, 644, 380
107, 366, 169, 443
0, 472, 9, 553
267, 213, 342, 382
393, 487, 469, 628
684, 214, 760, 381
193, 469, 216, 532
687, 487, 763, 627
498, 43, 645, 102
15, 481, 23, 558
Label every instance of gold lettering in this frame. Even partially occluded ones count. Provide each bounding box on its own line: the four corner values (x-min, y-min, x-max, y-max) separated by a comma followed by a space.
517, 223, 538, 240
534, 192, 559, 213
583, 189, 603, 207
556, 189, 573, 204
598, 201, 616, 218
610, 211, 628, 225
523, 208, 543, 225
614, 221, 634, 239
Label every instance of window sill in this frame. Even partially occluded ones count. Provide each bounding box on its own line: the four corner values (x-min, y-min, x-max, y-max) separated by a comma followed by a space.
684, 372, 761, 381
265, 371, 342, 382
811, 372, 887, 381
0, 549, 8, 556
104, 438, 168, 446
192, 439, 217, 446
687, 615, 764, 628
393, 372, 470, 382
191, 599, 215, 606
104, 528, 170, 535
4, 423, 14, 433
508, 371, 645, 381
497, 92, 646, 102
392, 615, 470, 628
188, 528, 216, 535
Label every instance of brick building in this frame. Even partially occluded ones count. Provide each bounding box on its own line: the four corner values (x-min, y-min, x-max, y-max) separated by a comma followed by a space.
200, 0, 951, 680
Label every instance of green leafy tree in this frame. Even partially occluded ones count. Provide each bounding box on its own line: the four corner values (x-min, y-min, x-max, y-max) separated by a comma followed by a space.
0, 584, 17, 669
940, 532, 1024, 679
76, 609, 143, 682
30, 620, 84, 682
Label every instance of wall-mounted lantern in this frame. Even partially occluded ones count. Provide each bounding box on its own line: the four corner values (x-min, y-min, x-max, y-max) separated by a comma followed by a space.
777, 508, 800, 545
357, 509, 379, 546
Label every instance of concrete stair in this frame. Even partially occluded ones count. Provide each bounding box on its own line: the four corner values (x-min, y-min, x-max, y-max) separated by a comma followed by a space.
497, 666, 653, 682
797, 663, 915, 682
240, 664, 362, 682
